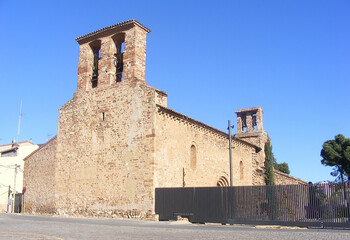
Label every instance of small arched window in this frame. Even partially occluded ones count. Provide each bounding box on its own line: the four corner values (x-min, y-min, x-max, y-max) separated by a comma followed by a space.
240, 161, 244, 180
190, 144, 197, 170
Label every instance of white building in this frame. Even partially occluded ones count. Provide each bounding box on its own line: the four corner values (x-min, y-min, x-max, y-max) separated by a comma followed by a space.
0, 141, 38, 212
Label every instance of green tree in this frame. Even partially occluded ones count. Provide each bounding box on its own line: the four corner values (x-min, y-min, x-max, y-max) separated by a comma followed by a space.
321, 134, 350, 183
264, 141, 279, 220
273, 159, 290, 175
264, 140, 275, 185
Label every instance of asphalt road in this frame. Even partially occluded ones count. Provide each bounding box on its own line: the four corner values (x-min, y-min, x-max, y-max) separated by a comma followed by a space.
0, 214, 349, 240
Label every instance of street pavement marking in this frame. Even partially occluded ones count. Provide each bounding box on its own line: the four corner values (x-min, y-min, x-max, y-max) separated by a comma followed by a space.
0, 232, 64, 239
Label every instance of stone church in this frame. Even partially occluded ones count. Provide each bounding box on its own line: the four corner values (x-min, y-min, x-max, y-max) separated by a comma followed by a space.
23, 20, 305, 219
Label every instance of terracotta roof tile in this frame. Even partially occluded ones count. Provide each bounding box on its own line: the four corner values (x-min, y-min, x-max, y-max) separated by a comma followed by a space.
75, 19, 151, 43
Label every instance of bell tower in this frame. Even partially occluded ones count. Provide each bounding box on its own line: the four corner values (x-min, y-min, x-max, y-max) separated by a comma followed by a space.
235, 107, 269, 184
236, 107, 263, 135
75, 19, 151, 93
235, 107, 268, 149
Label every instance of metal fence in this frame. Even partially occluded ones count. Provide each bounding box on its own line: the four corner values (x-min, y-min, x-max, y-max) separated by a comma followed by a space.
155, 183, 350, 228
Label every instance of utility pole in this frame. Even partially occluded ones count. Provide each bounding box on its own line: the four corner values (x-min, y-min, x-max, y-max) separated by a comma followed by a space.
228, 120, 234, 186
7, 185, 11, 213
13, 164, 19, 194
12, 164, 19, 213
182, 168, 186, 187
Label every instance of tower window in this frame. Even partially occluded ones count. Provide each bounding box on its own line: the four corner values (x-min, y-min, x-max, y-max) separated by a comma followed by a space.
113, 33, 125, 83
252, 113, 257, 129
241, 115, 247, 131
90, 40, 101, 88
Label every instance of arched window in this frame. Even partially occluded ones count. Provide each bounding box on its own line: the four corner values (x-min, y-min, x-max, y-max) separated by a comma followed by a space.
89, 40, 101, 88
217, 176, 229, 187
240, 161, 244, 180
112, 33, 125, 83
190, 144, 196, 170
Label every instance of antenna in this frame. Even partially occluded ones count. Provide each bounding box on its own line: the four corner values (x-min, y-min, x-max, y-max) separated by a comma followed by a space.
16, 100, 22, 143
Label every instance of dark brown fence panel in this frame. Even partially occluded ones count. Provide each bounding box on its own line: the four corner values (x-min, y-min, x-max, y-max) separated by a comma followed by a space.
155, 183, 350, 228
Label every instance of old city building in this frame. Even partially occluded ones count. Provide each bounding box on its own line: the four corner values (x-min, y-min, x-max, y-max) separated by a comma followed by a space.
23, 20, 305, 218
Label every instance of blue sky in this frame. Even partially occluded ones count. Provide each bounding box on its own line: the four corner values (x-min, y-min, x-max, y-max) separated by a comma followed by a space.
0, 0, 349, 183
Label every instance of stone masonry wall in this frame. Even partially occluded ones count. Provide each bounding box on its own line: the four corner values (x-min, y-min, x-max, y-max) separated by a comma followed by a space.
274, 170, 307, 185
252, 168, 307, 186
237, 133, 268, 186
23, 137, 57, 214
55, 80, 157, 219
154, 107, 256, 188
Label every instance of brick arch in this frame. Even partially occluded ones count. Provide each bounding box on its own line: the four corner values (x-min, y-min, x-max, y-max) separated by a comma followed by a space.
217, 176, 229, 187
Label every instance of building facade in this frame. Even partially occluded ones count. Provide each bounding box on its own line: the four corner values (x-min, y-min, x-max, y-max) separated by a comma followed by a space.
23, 20, 305, 219
0, 141, 38, 212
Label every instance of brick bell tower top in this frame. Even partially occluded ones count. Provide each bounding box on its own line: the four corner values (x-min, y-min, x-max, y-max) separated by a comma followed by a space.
235, 107, 263, 134
75, 19, 151, 93
235, 106, 268, 152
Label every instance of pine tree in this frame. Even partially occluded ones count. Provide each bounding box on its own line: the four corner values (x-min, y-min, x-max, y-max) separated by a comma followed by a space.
321, 134, 350, 218
321, 134, 350, 182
